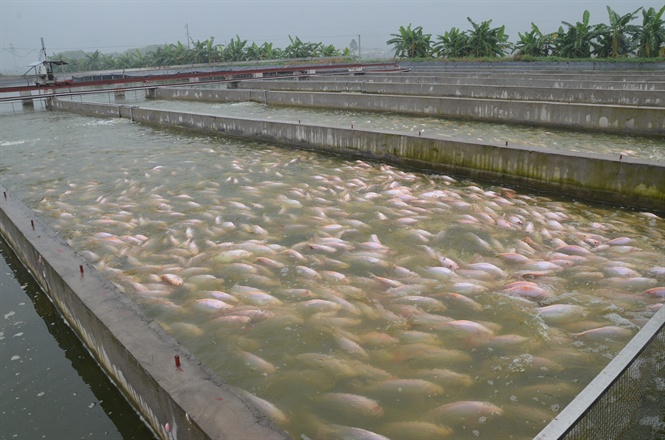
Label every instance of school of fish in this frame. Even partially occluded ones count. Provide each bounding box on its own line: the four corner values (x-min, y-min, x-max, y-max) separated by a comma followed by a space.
1, 111, 664, 440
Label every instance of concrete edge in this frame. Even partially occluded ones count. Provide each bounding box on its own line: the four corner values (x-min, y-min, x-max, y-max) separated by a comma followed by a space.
0, 187, 291, 440
150, 86, 665, 136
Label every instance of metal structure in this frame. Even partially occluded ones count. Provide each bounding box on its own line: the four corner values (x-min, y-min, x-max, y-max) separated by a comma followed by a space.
23, 38, 71, 87
4, 60, 401, 93
536, 305, 665, 439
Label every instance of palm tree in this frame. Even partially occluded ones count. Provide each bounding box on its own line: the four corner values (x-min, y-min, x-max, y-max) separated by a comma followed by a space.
638, 5, 665, 57
465, 18, 511, 58
553, 10, 600, 58
594, 6, 642, 58
387, 24, 432, 58
513, 23, 553, 57
433, 27, 469, 58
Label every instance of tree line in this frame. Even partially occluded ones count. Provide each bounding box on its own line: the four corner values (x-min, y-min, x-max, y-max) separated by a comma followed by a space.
47, 5, 663, 73
50, 35, 351, 73
387, 6, 665, 59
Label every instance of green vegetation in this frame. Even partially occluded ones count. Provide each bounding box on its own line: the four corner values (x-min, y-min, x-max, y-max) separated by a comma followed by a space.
49, 35, 351, 73
387, 5, 665, 60
41, 5, 665, 72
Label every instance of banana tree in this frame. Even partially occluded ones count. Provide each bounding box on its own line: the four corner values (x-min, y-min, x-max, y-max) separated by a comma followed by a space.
465, 18, 511, 58
284, 36, 321, 58
553, 10, 600, 58
387, 24, 432, 58
594, 6, 642, 58
318, 44, 341, 57
224, 35, 248, 61
513, 23, 553, 57
638, 5, 665, 57
433, 27, 469, 58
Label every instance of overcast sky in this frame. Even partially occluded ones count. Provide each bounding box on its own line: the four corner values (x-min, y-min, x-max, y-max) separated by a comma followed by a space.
0, 0, 660, 73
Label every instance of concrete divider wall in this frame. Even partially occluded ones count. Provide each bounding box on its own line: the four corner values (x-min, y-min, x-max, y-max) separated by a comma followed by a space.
151, 87, 664, 136
45, 99, 122, 117
0, 187, 290, 440
145, 87, 253, 103
50, 99, 665, 212
316, 74, 665, 91
396, 60, 665, 73
233, 79, 663, 107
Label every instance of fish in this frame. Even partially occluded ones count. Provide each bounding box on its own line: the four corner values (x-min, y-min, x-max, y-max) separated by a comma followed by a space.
503, 281, 552, 300
434, 320, 495, 346
382, 421, 453, 439
317, 392, 384, 418
236, 389, 288, 425
318, 424, 390, 440
360, 378, 444, 397
644, 286, 665, 298
238, 350, 277, 374
193, 298, 234, 311
412, 368, 474, 387
161, 273, 184, 286
573, 325, 634, 341
535, 304, 586, 323
425, 400, 503, 424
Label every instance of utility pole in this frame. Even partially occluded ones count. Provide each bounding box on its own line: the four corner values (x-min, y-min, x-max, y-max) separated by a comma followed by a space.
185, 23, 191, 49
358, 34, 361, 60
9, 43, 17, 73
40, 37, 48, 61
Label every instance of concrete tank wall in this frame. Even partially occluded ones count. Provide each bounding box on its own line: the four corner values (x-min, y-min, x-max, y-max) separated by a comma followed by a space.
233, 79, 663, 107
50, 99, 665, 212
0, 186, 290, 440
149, 87, 665, 136
317, 73, 665, 91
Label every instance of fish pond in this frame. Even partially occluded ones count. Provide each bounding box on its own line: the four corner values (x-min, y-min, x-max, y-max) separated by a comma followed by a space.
1, 107, 664, 439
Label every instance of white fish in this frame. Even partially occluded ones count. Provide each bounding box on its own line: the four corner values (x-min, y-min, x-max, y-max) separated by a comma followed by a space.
426, 400, 503, 424
318, 392, 384, 418
573, 326, 633, 340
421, 266, 456, 280
237, 390, 288, 424
194, 298, 233, 311
382, 421, 453, 439
238, 350, 277, 374
535, 304, 586, 323
214, 249, 252, 263
321, 424, 390, 440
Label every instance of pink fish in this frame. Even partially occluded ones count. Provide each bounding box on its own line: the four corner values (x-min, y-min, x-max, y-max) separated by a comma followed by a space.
644, 287, 665, 298
573, 326, 633, 340
503, 281, 551, 299
161, 273, 183, 286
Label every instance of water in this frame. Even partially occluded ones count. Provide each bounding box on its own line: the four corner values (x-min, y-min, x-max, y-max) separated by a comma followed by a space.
1, 107, 664, 439
0, 240, 156, 440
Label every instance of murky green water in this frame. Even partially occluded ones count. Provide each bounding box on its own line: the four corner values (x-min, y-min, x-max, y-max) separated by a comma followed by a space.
0, 240, 156, 440
1, 108, 663, 440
